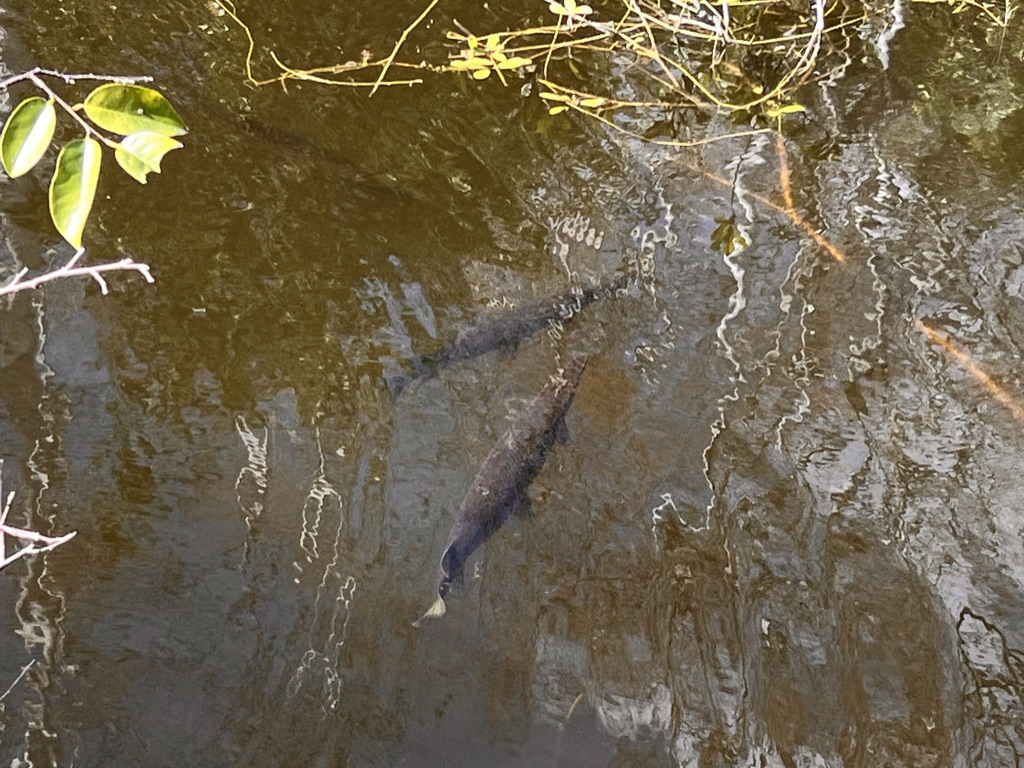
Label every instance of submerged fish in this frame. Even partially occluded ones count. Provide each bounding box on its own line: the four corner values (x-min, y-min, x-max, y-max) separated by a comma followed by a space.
414, 354, 588, 626
388, 278, 621, 395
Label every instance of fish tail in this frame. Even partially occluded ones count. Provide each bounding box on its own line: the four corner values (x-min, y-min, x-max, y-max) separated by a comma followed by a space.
412, 595, 447, 627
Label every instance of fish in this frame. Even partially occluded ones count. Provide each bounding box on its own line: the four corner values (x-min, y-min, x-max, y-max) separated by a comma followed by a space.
387, 277, 622, 395
414, 354, 588, 626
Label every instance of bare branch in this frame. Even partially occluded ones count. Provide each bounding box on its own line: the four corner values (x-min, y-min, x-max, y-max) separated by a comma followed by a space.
0, 66, 154, 91
0, 461, 77, 572
0, 249, 154, 297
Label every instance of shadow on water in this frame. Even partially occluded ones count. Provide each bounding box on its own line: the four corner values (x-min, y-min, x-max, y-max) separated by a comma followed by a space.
3, 0, 1024, 766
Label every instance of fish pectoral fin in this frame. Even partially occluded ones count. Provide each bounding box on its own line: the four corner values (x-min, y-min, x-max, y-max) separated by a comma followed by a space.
384, 373, 412, 398
511, 492, 534, 520
554, 414, 571, 444
412, 596, 447, 627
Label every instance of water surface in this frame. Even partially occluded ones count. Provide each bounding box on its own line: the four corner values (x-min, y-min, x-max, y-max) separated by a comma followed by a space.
1, 1, 1024, 766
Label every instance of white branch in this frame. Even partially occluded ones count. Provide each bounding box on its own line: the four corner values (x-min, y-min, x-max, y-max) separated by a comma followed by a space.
0, 461, 77, 572
0, 249, 154, 297
0, 66, 154, 90
0, 529, 77, 570
0, 660, 35, 702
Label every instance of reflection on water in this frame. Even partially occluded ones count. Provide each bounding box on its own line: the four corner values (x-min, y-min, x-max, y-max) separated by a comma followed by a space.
2, 0, 1024, 766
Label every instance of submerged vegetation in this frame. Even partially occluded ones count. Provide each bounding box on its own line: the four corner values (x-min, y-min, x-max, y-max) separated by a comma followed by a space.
214, 0, 1011, 147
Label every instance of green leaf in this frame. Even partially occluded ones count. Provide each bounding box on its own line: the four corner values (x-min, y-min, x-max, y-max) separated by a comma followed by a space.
710, 215, 748, 256
765, 102, 806, 119
115, 131, 183, 184
1, 97, 57, 178
83, 84, 187, 137
48, 138, 102, 248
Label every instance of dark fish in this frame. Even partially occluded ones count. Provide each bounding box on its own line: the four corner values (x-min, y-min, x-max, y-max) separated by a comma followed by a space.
414, 354, 588, 626
389, 278, 622, 395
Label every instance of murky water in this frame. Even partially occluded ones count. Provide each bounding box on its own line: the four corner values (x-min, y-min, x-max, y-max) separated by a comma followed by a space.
2, 1, 1024, 766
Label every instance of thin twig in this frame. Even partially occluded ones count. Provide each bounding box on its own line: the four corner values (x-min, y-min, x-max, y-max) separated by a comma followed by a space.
559, 93, 770, 147
215, 0, 259, 85
0, 493, 12, 563
918, 320, 1024, 422
775, 134, 845, 262
0, 67, 153, 91
370, 0, 440, 96
0, 660, 35, 703
0, 249, 154, 297
0, 461, 77, 572
268, 52, 425, 89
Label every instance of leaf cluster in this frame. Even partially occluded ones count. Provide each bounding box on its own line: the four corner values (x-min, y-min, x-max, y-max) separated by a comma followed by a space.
0, 75, 188, 248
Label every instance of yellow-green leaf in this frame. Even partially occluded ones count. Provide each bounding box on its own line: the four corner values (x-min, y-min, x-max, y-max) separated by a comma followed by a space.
579, 96, 606, 108
48, 138, 102, 248
539, 91, 570, 102
497, 56, 532, 69
472, 68, 492, 80
549, 2, 568, 14
115, 131, 183, 184
764, 102, 806, 120
1, 97, 56, 178
83, 84, 187, 137
549, 105, 569, 115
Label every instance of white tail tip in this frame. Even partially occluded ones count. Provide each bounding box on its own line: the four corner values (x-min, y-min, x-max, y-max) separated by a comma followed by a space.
412, 596, 447, 627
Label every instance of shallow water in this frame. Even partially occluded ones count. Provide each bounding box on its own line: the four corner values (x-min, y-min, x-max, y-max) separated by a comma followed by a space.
1, 1, 1024, 766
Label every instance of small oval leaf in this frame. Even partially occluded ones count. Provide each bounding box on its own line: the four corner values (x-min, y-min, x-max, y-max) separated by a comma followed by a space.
1, 97, 57, 178
83, 84, 187, 137
48, 138, 102, 248
115, 131, 183, 184
497, 56, 532, 70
